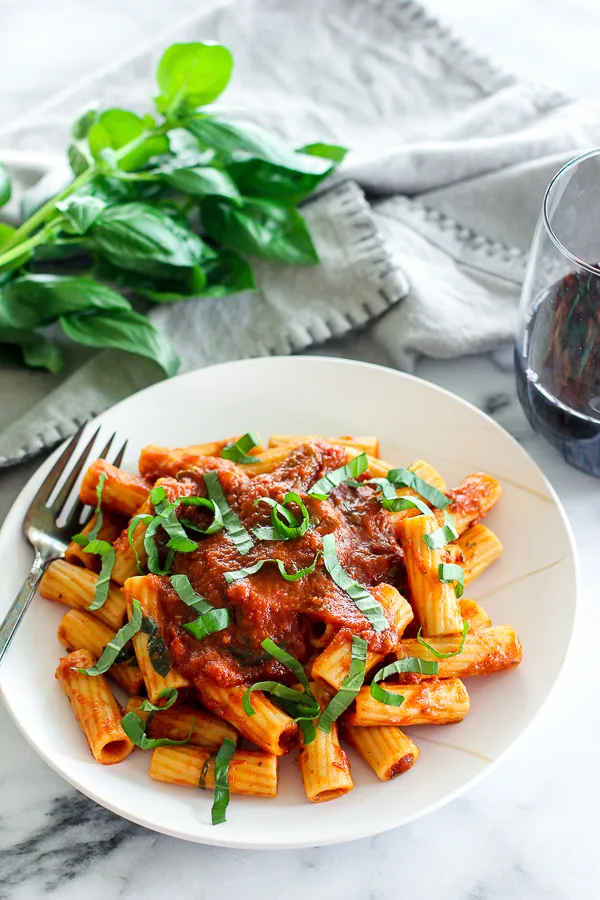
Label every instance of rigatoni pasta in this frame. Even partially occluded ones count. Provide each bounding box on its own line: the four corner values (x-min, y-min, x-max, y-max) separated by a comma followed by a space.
46, 430, 519, 824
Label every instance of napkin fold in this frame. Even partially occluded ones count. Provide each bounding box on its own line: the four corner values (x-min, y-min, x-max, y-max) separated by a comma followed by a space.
2, 0, 600, 467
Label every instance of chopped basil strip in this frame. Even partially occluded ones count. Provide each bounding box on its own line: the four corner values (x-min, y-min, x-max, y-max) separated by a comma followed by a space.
79, 599, 143, 675
253, 491, 310, 541
127, 512, 153, 574
179, 495, 224, 535
423, 510, 459, 551
81, 470, 107, 542
370, 656, 439, 706
224, 551, 321, 584
121, 709, 192, 750
199, 750, 218, 790
149, 485, 198, 553
297, 717, 317, 744
242, 638, 320, 736
386, 468, 450, 509
438, 562, 465, 598
220, 431, 261, 464
171, 574, 231, 640
71, 473, 115, 610
417, 621, 470, 659
211, 737, 237, 825
308, 452, 369, 500
318, 635, 368, 733
321, 533, 388, 632
139, 687, 179, 712
81, 539, 116, 611
141, 615, 172, 676
204, 470, 253, 555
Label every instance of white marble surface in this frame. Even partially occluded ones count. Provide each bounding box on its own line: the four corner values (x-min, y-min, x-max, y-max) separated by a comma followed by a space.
1, 2, 600, 899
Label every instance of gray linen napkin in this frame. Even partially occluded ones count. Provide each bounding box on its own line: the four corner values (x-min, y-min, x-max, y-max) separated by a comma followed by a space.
2, 0, 600, 467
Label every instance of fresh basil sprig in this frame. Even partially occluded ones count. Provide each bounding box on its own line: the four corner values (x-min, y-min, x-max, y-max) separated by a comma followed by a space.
0, 42, 346, 376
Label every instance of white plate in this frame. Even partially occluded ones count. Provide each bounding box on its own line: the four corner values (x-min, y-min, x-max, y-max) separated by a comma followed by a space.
0, 357, 577, 848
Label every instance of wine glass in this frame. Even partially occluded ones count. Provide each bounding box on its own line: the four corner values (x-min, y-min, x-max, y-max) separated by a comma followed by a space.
516, 148, 600, 477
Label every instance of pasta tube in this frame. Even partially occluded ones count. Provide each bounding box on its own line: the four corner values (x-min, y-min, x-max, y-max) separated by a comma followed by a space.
40, 559, 126, 631
341, 723, 419, 780
58, 608, 143, 696
457, 524, 503, 585
150, 745, 278, 796
80, 459, 150, 517
396, 514, 464, 636
55, 649, 134, 764
347, 678, 470, 727
123, 576, 189, 702
396, 625, 522, 678
297, 683, 353, 802
125, 697, 238, 750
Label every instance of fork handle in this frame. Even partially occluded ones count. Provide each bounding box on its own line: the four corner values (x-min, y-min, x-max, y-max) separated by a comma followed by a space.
0, 554, 48, 666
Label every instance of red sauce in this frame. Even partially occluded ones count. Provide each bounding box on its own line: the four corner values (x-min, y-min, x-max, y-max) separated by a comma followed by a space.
156, 440, 407, 692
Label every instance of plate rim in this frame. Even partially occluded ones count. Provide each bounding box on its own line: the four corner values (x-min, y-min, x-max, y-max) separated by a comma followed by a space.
0, 355, 580, 848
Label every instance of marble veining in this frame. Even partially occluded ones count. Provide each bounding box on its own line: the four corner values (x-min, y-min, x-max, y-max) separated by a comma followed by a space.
2, 1, 600, 898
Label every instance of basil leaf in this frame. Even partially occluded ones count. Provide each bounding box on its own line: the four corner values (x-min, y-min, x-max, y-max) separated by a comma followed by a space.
309, 453, 369, 500
60, 307, 179, 377
422, 510, 459, 551
370, 657, 440, 706
199, 249, 256, 298
438, 562, 465, 598
141, 614, 172, 675
68, 141, 92, 176
261, 637, 314, 697
204, 470, 253, 555
79, 599, 143, 675
201, 196, 318, 266
417, 621, 470, 659
155, 43, 233, 116
180, 495, 224, 535
1, 275, 130, 330
297, 143, 348, 163
242, 680, 317, 717
0, 326, 64, 374
0, 163, 11, 207
91, 203, 209, 273
254, 492, 310, 540
139, 687, 179, 712
127, 513, 153, 574
211, 737, 237, 825
88, 109, 169, 171
187, 116, 333, 174
164, 166, 241, 202
227, 158, 333, 204
121, 709, 192, 750
386, 468, 450, 510
224, 551, 321, 585
220, 431, 261, 464
71, 104, 98, 140
321, 533, 388, 633
55, 195, 107, 234
318, 635, 368, 733
170, 573, 230, 639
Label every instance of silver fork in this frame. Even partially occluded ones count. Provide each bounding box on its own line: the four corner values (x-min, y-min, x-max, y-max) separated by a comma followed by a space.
0, 426, 128, 665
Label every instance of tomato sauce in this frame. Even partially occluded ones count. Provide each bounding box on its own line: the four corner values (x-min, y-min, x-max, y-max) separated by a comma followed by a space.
156, 440, 407, 691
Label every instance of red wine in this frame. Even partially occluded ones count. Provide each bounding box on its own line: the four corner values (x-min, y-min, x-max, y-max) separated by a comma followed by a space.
516, 271, 600, 476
